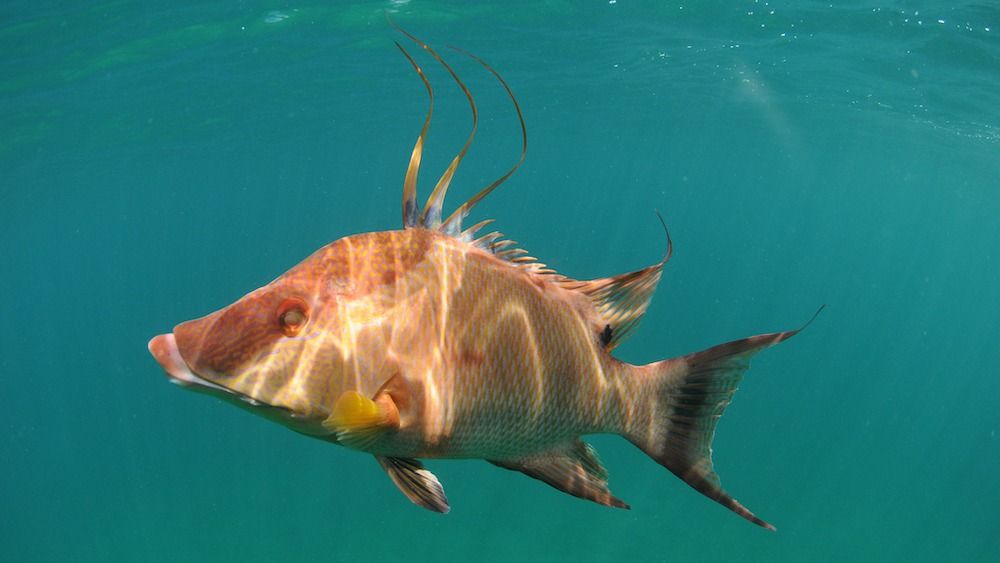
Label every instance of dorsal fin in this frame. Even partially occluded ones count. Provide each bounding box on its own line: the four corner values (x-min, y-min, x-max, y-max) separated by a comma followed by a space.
561, 263, 663, 349
392, 24, 478, 231
439, 47, 527, 236
561, 215, 673, 349
393, 40, 432, 229
389, 17, 668, 334
391, 17, 526, 235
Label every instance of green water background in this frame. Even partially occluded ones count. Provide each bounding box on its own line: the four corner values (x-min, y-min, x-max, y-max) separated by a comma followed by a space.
2, 2, 998, 561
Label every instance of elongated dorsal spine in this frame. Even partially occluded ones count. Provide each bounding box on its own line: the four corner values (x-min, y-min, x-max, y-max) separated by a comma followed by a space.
391, 19, 527, 238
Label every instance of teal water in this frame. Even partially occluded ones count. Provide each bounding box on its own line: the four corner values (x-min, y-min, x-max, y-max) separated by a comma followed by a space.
2, 2, 998, 561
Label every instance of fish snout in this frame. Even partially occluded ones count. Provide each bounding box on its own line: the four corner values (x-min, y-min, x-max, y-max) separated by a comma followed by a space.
148, 333, 202, 388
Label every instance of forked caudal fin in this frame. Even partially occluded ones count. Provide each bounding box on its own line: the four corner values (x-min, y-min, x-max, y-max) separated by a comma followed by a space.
626, 307, 823, 530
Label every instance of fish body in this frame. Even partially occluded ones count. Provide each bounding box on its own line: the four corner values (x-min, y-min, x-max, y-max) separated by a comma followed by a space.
149, 26, 812, 529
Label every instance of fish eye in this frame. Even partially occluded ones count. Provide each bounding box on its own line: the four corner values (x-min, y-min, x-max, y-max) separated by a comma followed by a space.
277, 297, 309, 336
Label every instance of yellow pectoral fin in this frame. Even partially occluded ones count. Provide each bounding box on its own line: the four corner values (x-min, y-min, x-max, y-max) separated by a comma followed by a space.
324, 391, 399, 451
326, 391, 384, 431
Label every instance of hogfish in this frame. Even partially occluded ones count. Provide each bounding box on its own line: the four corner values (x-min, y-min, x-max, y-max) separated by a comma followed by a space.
148, 25, 814, 530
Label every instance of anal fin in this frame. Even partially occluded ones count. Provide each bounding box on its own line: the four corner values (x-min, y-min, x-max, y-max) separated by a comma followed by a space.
377, 456, 450, 514
490, 440, 629, 509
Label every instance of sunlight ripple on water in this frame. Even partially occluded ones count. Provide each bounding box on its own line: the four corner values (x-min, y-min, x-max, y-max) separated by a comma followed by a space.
264, 11, 289, 24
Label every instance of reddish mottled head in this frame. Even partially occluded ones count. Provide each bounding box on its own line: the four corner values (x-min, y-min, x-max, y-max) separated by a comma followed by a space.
148, 230, 432, 431
149, 242, 343, 426
174, 289, 308, 377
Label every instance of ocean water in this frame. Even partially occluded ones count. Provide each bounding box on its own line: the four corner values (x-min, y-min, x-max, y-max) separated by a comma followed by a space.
2, 1, 998, 561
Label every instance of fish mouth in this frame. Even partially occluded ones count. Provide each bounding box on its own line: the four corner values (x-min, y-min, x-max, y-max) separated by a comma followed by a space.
148, 332, 311, 427
148, 333, 234, 395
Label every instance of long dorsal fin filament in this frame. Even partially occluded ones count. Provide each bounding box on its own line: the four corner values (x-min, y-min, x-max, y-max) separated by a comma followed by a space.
390, 18, 526, 236
561, 215, 674, 349
390, 20, 478, 230
440, 47, 528, 236
394, 41, 433, 229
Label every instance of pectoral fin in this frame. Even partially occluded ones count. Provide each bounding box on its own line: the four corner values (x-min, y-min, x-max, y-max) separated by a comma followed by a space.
323, 390, 399, 450
490, 439, 629, 509
377, 456, 450, 514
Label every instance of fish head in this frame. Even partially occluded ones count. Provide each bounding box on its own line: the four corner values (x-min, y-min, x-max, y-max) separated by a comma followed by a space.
148, 248, 360, 433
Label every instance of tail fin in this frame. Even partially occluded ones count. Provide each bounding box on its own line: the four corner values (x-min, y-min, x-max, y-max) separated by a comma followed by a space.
627, 319, 814, 530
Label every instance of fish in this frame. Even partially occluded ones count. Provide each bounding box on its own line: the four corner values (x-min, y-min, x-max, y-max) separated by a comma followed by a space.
148, 23, 817, 530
